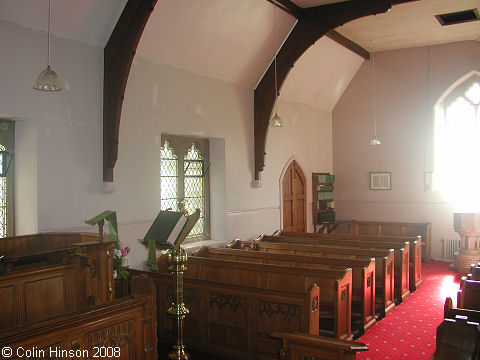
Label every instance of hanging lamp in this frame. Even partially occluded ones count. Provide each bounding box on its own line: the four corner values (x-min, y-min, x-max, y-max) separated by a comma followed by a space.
33, 0, 62, 92
370, 53, 380, 145
270, 1, 285, 128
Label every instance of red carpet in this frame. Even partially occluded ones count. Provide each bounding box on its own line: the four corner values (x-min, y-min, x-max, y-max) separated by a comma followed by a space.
357, 261, 460, 360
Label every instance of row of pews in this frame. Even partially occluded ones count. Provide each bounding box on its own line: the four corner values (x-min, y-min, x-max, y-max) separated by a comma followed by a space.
0, 233, 157, 359
432, 262, 480, 359
137, 222, 426, 359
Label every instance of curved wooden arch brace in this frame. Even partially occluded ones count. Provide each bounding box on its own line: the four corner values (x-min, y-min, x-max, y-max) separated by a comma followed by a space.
103, 0, 158, 181
254, 0, 417, 180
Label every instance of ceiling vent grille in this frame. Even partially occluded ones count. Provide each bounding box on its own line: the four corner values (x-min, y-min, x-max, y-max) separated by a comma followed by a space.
435, 8, 479, 26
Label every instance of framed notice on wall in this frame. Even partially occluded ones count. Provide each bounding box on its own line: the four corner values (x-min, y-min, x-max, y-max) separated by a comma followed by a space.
370, 172, 391, 190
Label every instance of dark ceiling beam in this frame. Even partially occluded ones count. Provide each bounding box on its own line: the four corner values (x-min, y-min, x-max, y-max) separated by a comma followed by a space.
103, 0, 157, 182
266, 0, 302, 18
254, 0, 409, 180
267, 1, 371, 60
326, 30, 370, 60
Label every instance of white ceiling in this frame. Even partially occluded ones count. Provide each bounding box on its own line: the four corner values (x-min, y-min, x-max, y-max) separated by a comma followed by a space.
0, 0, 478, 111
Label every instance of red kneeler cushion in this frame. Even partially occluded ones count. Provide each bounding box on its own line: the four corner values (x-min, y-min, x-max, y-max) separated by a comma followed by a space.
240, 241, 258, 251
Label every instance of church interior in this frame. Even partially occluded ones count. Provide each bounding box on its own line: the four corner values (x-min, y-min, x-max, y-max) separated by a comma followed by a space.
0, 0, 480, 359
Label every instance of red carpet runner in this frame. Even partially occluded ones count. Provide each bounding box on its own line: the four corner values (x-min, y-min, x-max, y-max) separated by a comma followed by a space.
357, 261, 460, 360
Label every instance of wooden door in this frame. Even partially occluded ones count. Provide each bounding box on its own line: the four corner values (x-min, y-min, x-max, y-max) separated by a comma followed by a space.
282, 160, 306, 232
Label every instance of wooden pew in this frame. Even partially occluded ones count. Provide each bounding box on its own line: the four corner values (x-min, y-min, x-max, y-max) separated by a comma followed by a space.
262, 234, 410, 303
347, 220, 432, 262
134, 267, 322, 359
431, 315, 480, 360
0, 233, 113, 330
280, 230, 422, 293
271, 332, 368, 360
230, 239, 395, 319
183, 251, 352, 341
444, 297, 480, 323
195, 246, 375, 337
458, 272, 480, 311
0, 277, 158, 360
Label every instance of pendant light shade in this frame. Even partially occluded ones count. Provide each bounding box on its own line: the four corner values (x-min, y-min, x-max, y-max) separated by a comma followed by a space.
369, 53, 380, 145
270, 113, 284, 128
33, 65, 62, 91
270, 1, 285, 128
34, 0, 62, 92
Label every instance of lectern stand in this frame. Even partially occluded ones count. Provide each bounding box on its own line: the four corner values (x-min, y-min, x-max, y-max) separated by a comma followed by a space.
141, 208, 200, 360
167, 247, 189, 360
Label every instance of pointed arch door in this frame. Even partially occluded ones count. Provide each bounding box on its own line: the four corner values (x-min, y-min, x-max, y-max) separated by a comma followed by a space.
282, 160, 306, 232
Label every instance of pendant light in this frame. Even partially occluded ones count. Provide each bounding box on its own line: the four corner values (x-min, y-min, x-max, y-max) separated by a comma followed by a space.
270, 1, 285, 128
370, 53, 380, 145
33, 0, 62, 92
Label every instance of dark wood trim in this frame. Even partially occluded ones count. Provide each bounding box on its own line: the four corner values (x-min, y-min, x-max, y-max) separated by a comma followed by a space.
103, 0, 158, 181
326, 30, 370, 60
266, 0, 302, 18
254, 0, 416, 180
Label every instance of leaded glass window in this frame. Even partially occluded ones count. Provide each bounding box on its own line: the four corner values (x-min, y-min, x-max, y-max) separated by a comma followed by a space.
160, 136, 209, 241
184, 144, 205, 238
0, 145, 7, 238
434, 73, 480, 209
0, 119, 14, 238
160, 141, 179, 211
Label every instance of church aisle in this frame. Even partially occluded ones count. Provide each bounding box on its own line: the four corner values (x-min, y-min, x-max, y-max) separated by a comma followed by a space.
357, 261, 460, 360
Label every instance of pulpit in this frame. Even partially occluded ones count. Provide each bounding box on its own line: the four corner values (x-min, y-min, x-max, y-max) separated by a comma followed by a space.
452, 213, 480, 273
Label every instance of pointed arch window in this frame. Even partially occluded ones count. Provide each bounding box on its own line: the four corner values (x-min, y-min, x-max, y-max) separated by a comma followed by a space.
160, 141, 179, 212
160, 135, 209, 241
434, 72, 480, 209
0, 145, 7, 237
0, 119, 15, 238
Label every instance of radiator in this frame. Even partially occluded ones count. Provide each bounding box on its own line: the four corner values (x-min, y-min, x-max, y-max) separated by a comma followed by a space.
443, 239, 461, 260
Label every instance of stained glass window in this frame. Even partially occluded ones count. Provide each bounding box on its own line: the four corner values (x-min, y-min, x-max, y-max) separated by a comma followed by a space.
160, 136, 209, 240
0, 145, 6, 238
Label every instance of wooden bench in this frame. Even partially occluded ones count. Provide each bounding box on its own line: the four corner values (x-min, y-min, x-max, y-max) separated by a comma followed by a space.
230, 239, 395, 318
458, 272, 480, 311
431, 315, 480, 360
0, 277, 157, 360
347, 220, 432, 262
444, 297, 480, 323
195, 246, 374, 337
0, 234, 113, 330
184, 250, 352, 341
281, 230, 421, 293
134, 267, 322, 359
271, 332, 368, 360
263, 234, 410, 303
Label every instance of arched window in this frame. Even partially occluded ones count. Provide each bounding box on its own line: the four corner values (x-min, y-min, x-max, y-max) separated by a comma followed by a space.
434, 71, 480, 210
0, 145, 7, 237
160, 141, 179, 212
160, 135, 209, 241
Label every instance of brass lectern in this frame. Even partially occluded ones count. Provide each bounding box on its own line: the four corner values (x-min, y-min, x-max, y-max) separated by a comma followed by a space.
141, 208, 200, 360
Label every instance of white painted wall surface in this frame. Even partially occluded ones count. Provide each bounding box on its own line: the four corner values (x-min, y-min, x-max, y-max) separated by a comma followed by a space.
1, 20, 333, 269
332, 41, 480, 260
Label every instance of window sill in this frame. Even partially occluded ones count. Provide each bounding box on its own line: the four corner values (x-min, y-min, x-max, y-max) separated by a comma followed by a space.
182, 239, 228, 254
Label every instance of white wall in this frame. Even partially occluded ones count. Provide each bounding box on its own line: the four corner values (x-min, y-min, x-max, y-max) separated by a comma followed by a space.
332, 41, 480, 260
0, 20, 333, 269
118, 57, 333, 267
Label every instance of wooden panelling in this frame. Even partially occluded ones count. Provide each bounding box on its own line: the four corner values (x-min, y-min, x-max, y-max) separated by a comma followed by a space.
0, 233, 114, 329
0, 277, 157, 360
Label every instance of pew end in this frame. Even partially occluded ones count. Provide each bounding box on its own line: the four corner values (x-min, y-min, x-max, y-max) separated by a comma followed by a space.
271, 332, 368, 360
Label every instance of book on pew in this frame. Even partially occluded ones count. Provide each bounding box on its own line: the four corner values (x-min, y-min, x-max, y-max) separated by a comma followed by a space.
140, 210, 188, 248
